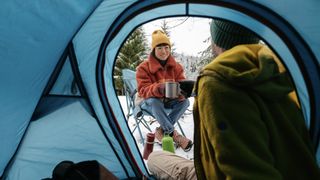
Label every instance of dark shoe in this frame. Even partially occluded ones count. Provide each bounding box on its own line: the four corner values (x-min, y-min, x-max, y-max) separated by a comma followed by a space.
173, 130, 193, 152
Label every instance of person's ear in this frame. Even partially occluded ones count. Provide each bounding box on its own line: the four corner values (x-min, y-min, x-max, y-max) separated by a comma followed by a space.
212, 43, 225, 57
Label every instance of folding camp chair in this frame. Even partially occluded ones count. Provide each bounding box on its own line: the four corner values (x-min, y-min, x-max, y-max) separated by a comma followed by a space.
122, 69, 186, 145
122, 69, 152, 145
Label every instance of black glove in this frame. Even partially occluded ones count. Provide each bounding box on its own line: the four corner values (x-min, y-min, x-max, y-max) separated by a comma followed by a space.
178, 80, 195, 98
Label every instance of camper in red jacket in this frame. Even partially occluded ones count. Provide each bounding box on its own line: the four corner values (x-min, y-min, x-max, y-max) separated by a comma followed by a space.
136, 30, 193, 151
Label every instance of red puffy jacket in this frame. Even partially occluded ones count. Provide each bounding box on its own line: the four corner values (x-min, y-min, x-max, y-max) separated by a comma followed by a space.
136, 54, 185, 100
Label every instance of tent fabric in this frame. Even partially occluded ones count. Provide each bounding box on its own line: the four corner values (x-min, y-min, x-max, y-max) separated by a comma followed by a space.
4, 100, 126, 179
0, 0, 102, 176
255, 0, 320, 63
32, 96, 94, 120
49, 57, 80, 96
72, 0, 148, 177
1, 0, 319, 179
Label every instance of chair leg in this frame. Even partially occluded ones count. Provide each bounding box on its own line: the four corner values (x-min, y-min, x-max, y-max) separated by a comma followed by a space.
140, 117, 152, 132
132, 117, 145, 145
176, 121, 186, 137
176, 109, 192, 137
131, 116, 153, 145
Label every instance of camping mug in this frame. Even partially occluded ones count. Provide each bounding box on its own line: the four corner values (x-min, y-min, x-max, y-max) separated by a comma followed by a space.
165, 82, 180, 99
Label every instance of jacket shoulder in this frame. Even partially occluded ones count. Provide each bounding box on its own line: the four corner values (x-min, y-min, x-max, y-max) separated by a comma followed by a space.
136, 60, 149, 71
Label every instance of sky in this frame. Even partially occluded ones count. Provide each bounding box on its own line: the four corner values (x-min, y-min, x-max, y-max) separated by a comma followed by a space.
142, 17, 212, 57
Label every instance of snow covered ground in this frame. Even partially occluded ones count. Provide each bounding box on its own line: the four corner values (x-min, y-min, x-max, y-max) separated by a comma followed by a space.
118, 96, 195, 161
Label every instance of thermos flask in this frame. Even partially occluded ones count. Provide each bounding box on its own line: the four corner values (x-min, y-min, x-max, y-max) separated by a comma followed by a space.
162, 134, 175, 153
143, 133, 155, 160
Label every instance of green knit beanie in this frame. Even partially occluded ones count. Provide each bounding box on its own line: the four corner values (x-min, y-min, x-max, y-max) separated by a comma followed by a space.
210, 19, 260, 50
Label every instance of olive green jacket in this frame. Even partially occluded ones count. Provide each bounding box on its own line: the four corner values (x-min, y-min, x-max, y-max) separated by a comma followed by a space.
193, 44, 320, 180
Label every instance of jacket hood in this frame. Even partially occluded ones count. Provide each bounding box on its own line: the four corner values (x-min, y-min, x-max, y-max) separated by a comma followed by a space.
203, 44, 294, 100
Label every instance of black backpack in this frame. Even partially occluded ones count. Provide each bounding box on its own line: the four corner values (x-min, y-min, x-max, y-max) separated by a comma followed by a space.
43, 160, 118, 180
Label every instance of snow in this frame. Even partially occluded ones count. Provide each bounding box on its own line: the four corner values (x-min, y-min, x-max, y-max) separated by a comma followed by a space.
118, 96, 195, 161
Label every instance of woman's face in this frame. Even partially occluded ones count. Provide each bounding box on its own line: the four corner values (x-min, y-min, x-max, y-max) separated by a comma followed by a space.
154, 45, 170, 61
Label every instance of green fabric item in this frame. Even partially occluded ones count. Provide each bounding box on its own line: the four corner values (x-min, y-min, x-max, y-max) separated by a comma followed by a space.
193, 44, 320, 180
162, 135, 175, 153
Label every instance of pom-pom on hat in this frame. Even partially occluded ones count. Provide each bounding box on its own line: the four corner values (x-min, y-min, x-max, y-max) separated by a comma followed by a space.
151, 30, 171, 50
210, 19, 260, 50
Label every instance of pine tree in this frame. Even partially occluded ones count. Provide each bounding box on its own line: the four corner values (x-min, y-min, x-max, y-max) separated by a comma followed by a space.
114, 27, 148, 95
159, 19, 177, 55
197, 19, 215, 72
197, 36, 214, 71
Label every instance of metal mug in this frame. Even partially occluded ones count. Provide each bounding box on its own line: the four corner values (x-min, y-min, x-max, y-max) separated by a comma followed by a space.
165, 81, 180, 98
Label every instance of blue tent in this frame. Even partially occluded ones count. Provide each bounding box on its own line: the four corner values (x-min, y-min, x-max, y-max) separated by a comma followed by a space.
1, 0, 319, 179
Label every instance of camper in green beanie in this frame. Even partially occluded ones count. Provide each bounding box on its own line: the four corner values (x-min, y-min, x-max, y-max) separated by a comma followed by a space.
147, 19, 320, 180
193, 19, 320, 179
